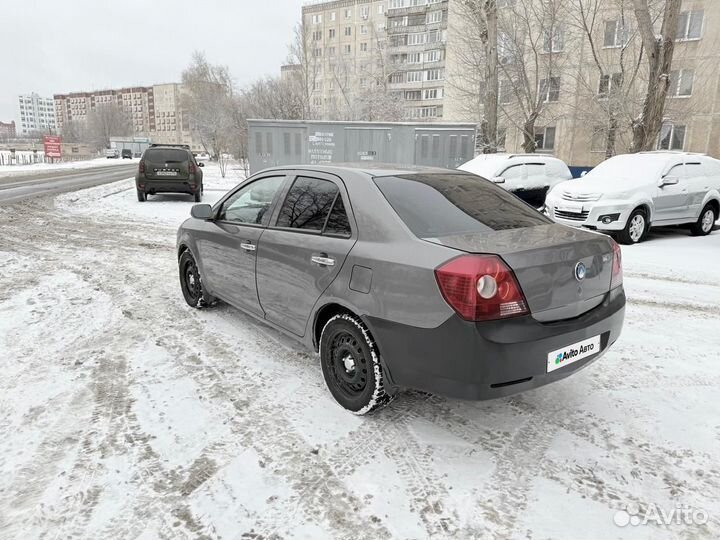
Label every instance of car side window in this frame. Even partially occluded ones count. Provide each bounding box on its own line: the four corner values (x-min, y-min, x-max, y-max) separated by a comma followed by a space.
666, 164, 686, 180
526, 163, 546, 178
276, 176, 340, 232
500, 164, 525, 180
218, 176, 285, 225
684, 162, 703, 179
324, 194, 352, 237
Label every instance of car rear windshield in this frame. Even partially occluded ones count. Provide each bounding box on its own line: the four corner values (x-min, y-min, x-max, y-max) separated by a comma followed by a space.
373, 173, 551, 238
143, 149, 188, 163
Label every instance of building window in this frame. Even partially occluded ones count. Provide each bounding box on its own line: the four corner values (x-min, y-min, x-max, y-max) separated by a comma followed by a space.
312, 14, 322, 24
498, 32, 514, 63
534, 127, 556, 151
405, 90, 422, 101
658, 123, 686, 150
345, 26, 352, 36
425, 50, 441, 62
330, 11, 336, 21
591, 127, 607, 152
390, 72, 405, 84
408, 32, 428, 45
328, 28, 335, 39
360, 6, 369, 18
361, 25, 368, 34
313, 31, 322, 41
598, 72, 623, 97
424, 88, 442, 100
407, 71, 423, 83
408, 52, 422, 64
604, 19, 629, 47
360, 42, 368, 52
497, 0, 515, 7
668, 69, 694, 97
427, 11, 443, 24
328, 46, 336, 56
378, 4, 384, 14
677, 10, 703, 40
344, 44, 352, 54
543, 26, 564, 53
425, 69, 444, 81
539, 77, 560, 102
345, 8, 352, 18
313, 48, 322, 57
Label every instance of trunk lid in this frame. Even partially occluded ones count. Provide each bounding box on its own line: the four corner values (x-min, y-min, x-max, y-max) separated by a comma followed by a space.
143, 148, 190, 180
426, 224, 615, 321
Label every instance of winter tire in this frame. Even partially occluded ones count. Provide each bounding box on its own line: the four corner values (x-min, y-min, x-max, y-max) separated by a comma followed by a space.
618, 208, 647, 245
690, 204, 716, 237
320, 314, 394, 415
137, 189, 146, 202
194, 189, 202, 203
179, 250, 215, 308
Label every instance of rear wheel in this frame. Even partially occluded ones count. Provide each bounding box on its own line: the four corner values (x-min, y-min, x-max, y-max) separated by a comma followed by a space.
194, 189, 202, 203
320, 314, 393, 415
136, 189, 146, 202
179, 251, 215, 308
618, 209, 647, 244
690, 204, 716, 236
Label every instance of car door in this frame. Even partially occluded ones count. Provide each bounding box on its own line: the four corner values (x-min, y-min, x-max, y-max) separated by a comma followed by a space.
654, 163, 690, 222
255, 172, 356, 337
195, 174, 288, 316
683, 160, 709, 220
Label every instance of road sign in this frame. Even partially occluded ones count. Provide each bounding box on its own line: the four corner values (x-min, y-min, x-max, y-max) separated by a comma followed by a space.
43, 135, 62, 159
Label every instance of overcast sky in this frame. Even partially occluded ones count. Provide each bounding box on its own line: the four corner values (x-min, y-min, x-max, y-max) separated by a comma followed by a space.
0, 0, 301, 122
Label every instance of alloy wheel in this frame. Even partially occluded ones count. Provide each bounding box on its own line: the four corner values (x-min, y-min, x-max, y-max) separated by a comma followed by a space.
701, 209, 714, 233
629, 214, 645, 242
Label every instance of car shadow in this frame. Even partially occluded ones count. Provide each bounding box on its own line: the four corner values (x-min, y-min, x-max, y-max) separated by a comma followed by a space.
146, 194, 197, 203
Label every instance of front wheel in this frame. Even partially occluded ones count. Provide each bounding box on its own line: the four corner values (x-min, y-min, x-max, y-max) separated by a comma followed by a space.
618, 209, 647, 245
690, 204, 717, 236
320, 314, 393, 415
178, 250, 215, 308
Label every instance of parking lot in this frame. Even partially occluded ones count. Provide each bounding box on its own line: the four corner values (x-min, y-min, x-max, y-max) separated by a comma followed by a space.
0, 163, 718, 539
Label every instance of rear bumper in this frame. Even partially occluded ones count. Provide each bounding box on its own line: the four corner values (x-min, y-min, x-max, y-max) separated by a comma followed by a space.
365, 287, 625, 400
136, 176, 199, 194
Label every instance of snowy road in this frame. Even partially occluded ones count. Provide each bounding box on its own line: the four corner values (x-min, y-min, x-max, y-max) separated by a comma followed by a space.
0, 163, 138, 204
0, 165, 718, 539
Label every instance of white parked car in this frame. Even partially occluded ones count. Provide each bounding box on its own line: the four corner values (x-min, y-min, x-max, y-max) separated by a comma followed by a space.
458, 153, 573, 208
545, 152, 720, 244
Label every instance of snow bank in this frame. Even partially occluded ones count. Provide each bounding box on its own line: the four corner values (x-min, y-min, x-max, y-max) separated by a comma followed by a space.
0, 155, 138, 177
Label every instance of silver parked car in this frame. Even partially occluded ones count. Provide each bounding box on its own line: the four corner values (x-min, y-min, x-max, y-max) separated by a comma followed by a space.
458, 153, 573, 208
177, 166, 625, 414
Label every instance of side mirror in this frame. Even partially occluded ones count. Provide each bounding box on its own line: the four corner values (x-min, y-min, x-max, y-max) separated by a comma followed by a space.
659, 175, 679, 187
198, 162, 205, 167
580, 170, 588, 177
191, 204, 212, 219
491, 176, 506, 184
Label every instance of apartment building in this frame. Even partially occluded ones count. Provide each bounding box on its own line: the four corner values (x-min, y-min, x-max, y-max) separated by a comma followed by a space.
386, 0, 449, 119
54, 84, 198, 149
17, 93, 56, 135
302, 0, 389, 120
0, 120, 16, 139
443, 0, 720, 165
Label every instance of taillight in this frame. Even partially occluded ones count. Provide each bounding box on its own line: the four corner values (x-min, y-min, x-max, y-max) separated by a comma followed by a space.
189, 162, 196, 174
138, 160, 145, 173
435, 255, 529, 322
610, 241, 623, 289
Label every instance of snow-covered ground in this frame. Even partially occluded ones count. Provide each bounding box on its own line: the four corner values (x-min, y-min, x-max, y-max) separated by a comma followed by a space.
0, 156, 139, 178
0, 163, 718, 539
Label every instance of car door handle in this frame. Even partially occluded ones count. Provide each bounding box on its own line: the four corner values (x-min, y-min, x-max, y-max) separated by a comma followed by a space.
311, 255, 335, 266
240, 242, 256, 252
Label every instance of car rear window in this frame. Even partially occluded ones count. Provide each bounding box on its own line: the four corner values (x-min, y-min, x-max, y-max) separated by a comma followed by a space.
143, 149, 188, 163
373, 173, 551, 238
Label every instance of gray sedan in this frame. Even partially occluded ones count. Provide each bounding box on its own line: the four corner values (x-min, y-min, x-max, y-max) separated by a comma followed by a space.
177, 166, 625, 414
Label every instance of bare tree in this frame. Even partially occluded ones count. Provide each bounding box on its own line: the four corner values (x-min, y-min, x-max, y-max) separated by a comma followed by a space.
630, 0, 681, 151
86, 103, 131, 150
287, 23, 322, 120
497, 0, 570, 153
181, 51, 236, 177
570, 0, 645, 158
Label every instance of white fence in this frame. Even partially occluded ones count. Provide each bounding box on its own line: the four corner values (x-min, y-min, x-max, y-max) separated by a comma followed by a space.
0, 150, 50, 166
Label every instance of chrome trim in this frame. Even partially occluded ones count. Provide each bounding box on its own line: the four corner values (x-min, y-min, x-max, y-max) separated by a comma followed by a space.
240, 242, 256, 252
311, 256, 335, 266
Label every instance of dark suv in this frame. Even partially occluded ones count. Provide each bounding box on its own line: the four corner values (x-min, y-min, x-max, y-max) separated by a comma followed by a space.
135, 144, 204, 202
121, 148, 133, 159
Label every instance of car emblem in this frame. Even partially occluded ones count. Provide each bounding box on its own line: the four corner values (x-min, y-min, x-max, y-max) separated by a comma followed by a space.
574, 262, 587, 281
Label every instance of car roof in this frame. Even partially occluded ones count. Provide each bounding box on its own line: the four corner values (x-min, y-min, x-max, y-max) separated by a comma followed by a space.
255, 163, 463, 178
